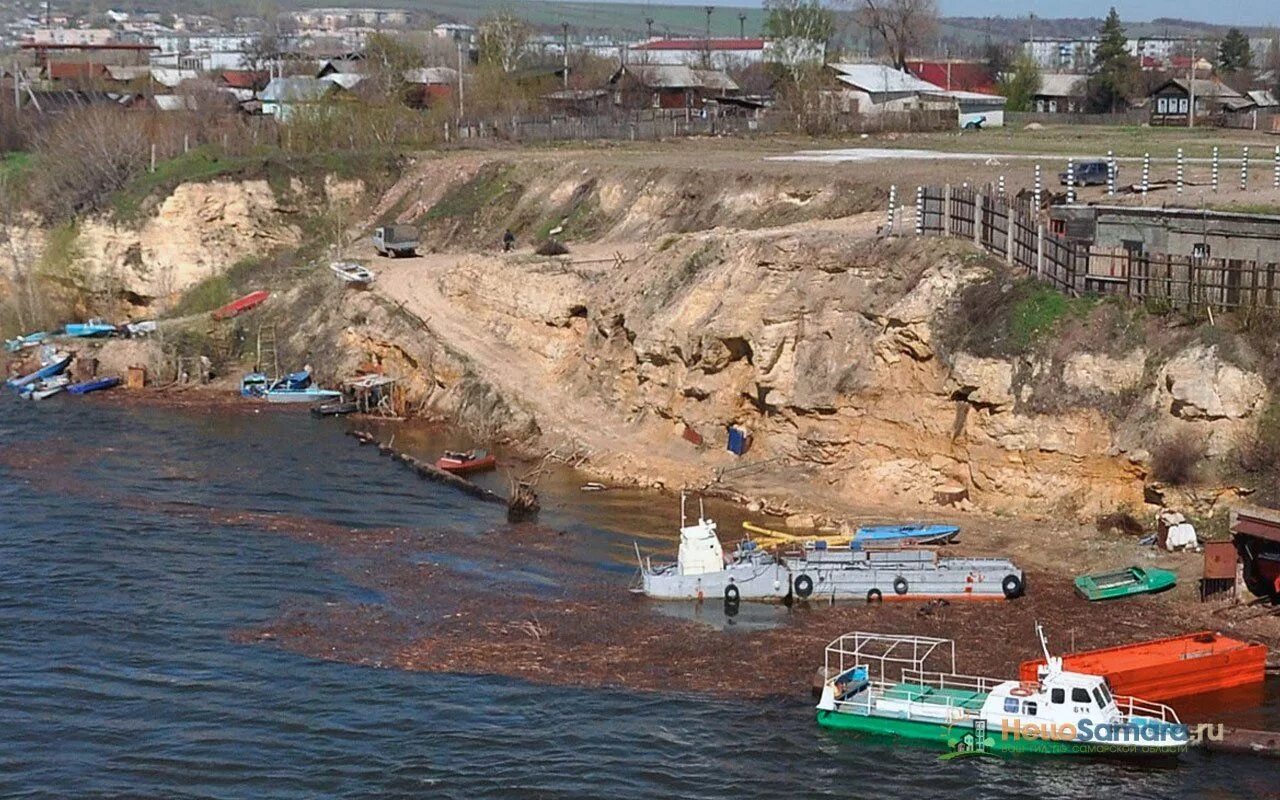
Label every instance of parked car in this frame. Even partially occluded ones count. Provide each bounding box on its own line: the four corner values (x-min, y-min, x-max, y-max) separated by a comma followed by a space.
371, 225, 419, 258
1059, 160, 1114, 186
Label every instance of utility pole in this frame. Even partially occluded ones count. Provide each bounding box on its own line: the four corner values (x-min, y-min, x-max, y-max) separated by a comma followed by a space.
454, 31, 465, 120
1187, 42, 1196, 129
738, 12, 746, 40
562, 22, 570, 89
704, 6, 714, 69
645, 17, 654, 40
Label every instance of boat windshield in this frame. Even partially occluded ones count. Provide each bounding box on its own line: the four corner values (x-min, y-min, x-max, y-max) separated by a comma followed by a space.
1095, 683, 1113, 707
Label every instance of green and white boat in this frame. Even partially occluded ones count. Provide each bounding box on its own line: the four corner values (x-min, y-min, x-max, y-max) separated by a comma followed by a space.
1073, 566, 1177, 601
815, 626, 1189, 757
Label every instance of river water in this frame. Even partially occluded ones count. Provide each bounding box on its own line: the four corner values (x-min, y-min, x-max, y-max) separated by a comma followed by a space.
1, 399, 1275, 798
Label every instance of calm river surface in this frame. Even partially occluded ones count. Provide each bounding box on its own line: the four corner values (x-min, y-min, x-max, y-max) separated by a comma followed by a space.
1, 399, 1276, 798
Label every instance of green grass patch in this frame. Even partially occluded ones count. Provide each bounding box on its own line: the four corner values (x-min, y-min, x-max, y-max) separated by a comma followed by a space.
36, 221, 85, 286
166, 256, 267, 319
111, 147, 251, 221
424, 165, 518, 221
944, 276, 1098, 358
0, 151, 32, 181
1207, 203, 1280, 216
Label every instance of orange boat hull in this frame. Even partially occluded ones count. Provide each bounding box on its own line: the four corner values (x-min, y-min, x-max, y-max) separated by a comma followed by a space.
435, 455, 497, 475
1019, 631, 1267, 703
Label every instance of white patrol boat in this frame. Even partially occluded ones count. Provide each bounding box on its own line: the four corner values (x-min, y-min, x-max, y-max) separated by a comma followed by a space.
634, 495, 789, 602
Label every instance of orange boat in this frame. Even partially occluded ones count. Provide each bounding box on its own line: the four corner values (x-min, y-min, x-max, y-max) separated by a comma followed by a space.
212, 290, 270, 320
435, 449, 497, 475
1019, 631, 1267, 704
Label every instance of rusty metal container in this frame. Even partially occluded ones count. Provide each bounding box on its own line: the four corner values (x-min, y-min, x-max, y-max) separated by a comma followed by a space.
125, 365, 147, 390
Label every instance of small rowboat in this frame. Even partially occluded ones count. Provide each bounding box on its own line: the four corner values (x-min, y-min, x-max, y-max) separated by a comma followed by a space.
854, 524, 960, 547
27, 375, 71, 400
311, 400, 358, 417
64, 319, 118, 337
435, 449, 497, 475
212, 290, 270, 320
66, 376, 121, 395
264, 386, 342, 405
330, 261, 375, 286
7, 353, 72, 389
5, 331, 48, 352
1074, 566, 1177, 601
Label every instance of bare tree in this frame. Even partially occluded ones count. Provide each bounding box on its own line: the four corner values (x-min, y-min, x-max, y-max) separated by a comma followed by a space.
764, 0, 834, 83
855, 0, 937, 69
477, 12, 530, 74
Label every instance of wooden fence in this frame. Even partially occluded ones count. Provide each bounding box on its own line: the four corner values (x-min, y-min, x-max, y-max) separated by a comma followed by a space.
917, 185, 1280, 312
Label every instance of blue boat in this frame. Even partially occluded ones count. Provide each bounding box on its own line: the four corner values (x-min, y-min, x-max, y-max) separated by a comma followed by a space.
6, 353, 72, 390
66, 376, 121, 395
263, 385, 342, 405
5, 331, 48, 353
63, 319, 118, 338
851, 524, 960, 548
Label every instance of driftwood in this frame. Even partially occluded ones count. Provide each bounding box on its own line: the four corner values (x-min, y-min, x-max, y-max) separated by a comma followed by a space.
506, 453, 551, 523
349, 430, 505, 506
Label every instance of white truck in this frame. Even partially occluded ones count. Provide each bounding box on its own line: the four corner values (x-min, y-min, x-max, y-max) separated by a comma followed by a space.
371, 225, 419, 258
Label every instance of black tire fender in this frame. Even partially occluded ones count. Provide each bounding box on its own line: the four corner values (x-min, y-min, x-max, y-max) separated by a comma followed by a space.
1002, 573, 1025, 599
867, 588, 883, 604
794, 574, 814, 599
893, 577, 909, 596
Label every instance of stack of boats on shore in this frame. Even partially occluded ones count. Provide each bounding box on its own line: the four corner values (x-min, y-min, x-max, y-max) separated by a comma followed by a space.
4, 346, 121, 401
635, 496, 1025, 603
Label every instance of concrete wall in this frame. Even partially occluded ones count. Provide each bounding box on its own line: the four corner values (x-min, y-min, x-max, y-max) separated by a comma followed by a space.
1089, 208, 1280, 263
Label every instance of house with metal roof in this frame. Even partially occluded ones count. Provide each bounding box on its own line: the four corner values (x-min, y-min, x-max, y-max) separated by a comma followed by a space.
609, 63, 738, 110
1033, 73, 1087, 114
826, 63, 1006, 127
261, 76, 337, 120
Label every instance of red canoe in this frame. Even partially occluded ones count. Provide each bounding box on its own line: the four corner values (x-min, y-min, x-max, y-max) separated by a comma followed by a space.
435, 450, 497, 475
1019, 631, 1267, 704
212, 290, 270, 320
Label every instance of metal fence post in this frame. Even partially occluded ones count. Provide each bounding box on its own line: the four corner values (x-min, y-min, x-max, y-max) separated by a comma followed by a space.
1176, 148, 1184, 195
974, 192, 984, 247
1212, 146, 1220, 193
1006, 207, 1015, 266
943, 184, 952, 235
1066, 158, 1076, 204
915, 186, 924, 235
1242, 147, 1250, 191
1036, 224, 1045, 277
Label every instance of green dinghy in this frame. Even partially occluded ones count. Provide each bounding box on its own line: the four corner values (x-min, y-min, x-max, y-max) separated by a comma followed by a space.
1074, 567, 1177, 601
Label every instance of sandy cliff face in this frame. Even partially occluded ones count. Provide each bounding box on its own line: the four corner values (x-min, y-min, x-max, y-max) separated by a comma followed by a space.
3, 177, 365, 312
353, 195, 1268, 519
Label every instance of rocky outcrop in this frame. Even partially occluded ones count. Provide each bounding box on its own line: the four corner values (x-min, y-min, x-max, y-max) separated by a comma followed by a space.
1159, 344, 1267, 421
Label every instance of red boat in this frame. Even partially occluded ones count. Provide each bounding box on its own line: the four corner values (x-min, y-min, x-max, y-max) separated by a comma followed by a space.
212, 290, 270, 320
435, 449, 497, 475
1019, 631, 1267, 704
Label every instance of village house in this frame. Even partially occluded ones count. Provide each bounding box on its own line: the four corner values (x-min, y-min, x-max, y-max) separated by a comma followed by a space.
609, 63, 738, 110
402, 67, 457, 108
1148, 77, 1244, 126
1033, 74, 1087, 114
904, 59, 996, 93
826, 63, 1006, 127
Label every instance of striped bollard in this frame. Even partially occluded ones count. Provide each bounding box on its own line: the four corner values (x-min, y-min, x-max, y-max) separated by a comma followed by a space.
1176, 148, 1184, 195
998, 175, 1005, 197
1212, 147, 1220, 193
1242, 147, 1250, 191
887, 184, 897, 234
1033, 164, 1042, 211
1066, 158, 1076, 204
1106, 150, 1116, 196
1141, 153, 1150, 197
1274, 145, 1279, 189
915, 186, 924, 236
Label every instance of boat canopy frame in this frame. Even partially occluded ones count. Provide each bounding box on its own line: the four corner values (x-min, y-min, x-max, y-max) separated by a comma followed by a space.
824, 631, 957, 686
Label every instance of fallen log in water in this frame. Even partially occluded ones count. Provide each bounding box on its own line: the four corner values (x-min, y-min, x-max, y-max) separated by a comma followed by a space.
349, 430, 506, 505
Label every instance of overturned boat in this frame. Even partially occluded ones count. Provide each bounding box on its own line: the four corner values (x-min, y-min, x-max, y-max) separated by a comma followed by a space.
636, 498, 1025, 603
